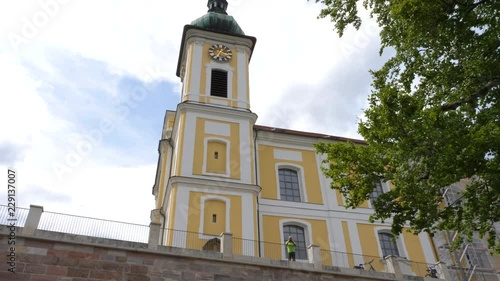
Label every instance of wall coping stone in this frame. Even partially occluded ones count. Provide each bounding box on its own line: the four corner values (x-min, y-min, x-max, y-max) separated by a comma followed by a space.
1, 226, 418, 281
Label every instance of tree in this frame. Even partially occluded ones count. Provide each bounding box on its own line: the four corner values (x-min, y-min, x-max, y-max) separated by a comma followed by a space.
312, 0, 500, 253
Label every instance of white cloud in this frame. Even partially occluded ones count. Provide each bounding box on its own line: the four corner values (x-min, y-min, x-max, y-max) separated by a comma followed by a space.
0, 0, 386, 226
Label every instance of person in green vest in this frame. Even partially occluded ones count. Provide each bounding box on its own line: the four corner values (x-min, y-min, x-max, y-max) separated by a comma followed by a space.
285, 236, 296, 261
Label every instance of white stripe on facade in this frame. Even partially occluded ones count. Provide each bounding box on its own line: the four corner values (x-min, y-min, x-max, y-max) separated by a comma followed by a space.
189, 41, 203, 101
172, 187, 190, 248
180, 112, 196, 176
347, 221, 364, 265
418, 232, 436, 264
236, 48, 247, 109
239, 120, 252, 184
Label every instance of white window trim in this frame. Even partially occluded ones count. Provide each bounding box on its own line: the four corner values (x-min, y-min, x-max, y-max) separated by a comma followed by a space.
374, 227, 408, 259
202, 137, 230, 177
279, 219, 313, 261
199, 195, 231, 239
275, 163, 308, 203
205, 62, 234, 100
368, 181, 389, 209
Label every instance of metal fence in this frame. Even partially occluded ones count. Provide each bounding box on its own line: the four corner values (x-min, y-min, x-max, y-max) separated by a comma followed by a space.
0, 205, 149, 243
0, 205, 29, 227
162, 228, 220, 252
38, 210, 149, 243
321, 249, 383, 271
232, 236, 258, 257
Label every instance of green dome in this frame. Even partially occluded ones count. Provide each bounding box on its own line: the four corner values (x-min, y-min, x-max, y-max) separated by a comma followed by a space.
191, 12, 245, 36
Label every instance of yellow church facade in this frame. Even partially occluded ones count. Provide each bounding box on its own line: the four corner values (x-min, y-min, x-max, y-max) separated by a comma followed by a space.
151, 1, 498, 279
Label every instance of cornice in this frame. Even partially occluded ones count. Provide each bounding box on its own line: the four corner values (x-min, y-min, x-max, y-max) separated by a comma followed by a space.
167, 176, 261, 195
177, 102, 258, 123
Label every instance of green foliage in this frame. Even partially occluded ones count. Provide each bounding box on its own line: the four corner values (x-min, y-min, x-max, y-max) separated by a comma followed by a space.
313, 0, 500, 253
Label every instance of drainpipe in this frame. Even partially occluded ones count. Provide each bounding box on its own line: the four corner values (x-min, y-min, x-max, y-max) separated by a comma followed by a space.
253, 128, 261, 257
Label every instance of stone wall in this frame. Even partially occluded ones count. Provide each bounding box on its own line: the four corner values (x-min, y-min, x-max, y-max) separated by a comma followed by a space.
0, 227, 436, 281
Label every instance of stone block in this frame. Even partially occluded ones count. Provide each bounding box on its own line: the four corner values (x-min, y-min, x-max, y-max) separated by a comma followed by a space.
23, 263, 47, 274
31, 275, 61, 281
73, 245, 94, 253
46, 265, 67, 276
18, 254, 42, 264
101, 261, 129, 271
54, 243, 75, 251
215, 274, 243, 281
116, 255, 128, 262
79, 259, 100, 269
67, 267, 90, 278
0, 272, 31, 281
130, 264, 149, 274
108, 250, 127, 256
90, 269, 124, 280
57, 257, 80, 267
39, 255, 60, 265
99, 254, 116, 261
125, 273, 151, 281
27, 247, 48, 256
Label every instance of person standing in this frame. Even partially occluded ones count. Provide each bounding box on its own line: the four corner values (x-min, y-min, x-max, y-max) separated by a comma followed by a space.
285, 236, 296, 261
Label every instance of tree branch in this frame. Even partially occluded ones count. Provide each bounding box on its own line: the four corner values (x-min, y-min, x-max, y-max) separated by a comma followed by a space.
440, 79, 500, 111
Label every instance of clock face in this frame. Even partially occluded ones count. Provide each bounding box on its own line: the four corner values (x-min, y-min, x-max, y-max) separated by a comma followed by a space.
208, 44, 232, 62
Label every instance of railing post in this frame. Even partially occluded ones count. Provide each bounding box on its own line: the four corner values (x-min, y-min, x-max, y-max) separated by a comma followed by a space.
435, 261, 452, 281
148, 223, 161, 250
22, 205, 43, 235
307, 244, 322, 269
385, 255, 403, 278
220, 232, 233, 258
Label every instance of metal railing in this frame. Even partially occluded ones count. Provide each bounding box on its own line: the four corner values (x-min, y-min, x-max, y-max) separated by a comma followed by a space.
411, 260, 440, 278
0, 205, 149, 243
232, 236, 258, 257
37, 210, 149, 243
321, 249, 383, 271
0, 205, 29, 227
162, 228, 220, 252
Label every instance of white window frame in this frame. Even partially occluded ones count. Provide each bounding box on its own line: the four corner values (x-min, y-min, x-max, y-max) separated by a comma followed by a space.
205, 62, 234, 103
275, 163, 308, 202
279, 219, 312, 262
199, 195, 231, 239
202, 137, 230, 177
368, 181, 389, 209
374, 227, 408, 259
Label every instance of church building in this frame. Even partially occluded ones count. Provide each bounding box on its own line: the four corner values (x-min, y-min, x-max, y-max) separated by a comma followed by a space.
151, 1, 498, 279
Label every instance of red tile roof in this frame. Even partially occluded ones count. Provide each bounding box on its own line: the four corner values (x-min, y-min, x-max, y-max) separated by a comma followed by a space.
254, 125, 366, 144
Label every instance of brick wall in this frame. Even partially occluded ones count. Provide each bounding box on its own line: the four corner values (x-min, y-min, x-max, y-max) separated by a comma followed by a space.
0, 228, 401, 281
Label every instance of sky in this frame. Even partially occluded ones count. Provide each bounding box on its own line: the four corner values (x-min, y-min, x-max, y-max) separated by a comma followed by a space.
0, 0, 390, 226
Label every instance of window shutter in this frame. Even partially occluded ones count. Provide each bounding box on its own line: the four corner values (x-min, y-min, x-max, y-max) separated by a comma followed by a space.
210, 70, 228, 98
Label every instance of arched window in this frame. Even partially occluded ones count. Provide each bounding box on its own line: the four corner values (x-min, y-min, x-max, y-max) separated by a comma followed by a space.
278, 168, 301, 202
378, 232, 400, 257
202, 199, 226, 236
283, 225, 307, 260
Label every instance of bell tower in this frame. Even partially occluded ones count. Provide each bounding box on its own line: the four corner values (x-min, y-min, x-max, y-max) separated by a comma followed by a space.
176, 0, 256, 111
152, 0, 259, 254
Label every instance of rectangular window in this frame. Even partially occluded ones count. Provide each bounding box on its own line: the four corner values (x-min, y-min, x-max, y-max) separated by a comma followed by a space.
212, 214, 217, 223
210, 69, 228, 98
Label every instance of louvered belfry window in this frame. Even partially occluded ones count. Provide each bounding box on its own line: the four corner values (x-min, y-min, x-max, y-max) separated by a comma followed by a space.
210, 69, 228, 98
